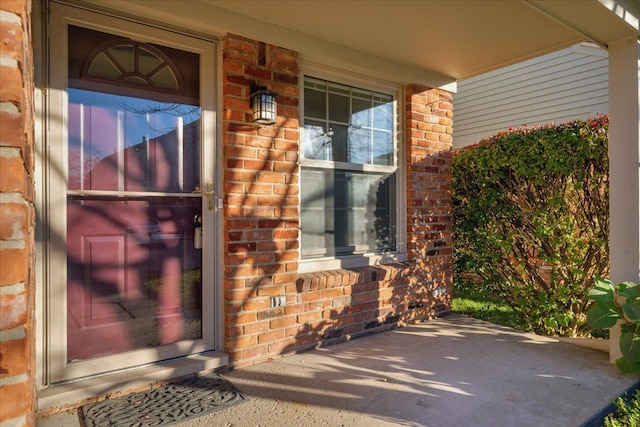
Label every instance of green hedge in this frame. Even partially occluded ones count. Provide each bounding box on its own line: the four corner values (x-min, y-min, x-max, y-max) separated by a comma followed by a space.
453, 117, 609, 336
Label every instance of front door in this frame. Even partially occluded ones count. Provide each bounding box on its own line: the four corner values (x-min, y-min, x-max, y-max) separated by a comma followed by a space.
47, 3, 217, 383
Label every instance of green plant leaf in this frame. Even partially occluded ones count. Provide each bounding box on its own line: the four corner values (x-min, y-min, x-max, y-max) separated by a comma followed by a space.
619, 282, 640, 301
586, 303, 619, 329
619, 327, 640, 362
614, 357, 640, 374
453, 118, 609, 337
588, 278, 615, 302
623, 302, 640, 322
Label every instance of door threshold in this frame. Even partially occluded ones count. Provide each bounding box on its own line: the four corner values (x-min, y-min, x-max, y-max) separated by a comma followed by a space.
37, 351, 228, 414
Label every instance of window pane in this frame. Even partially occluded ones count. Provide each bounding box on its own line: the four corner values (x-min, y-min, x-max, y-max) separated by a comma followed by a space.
302, 168, 330, 208
304, 87, 326, 120
373, 173, 396, 251
343, 173, 368, 250
301, 207, 333, 257
87, 52, 120, 80
150, 66, 180, 90
372, 130, 393, 166
373, 97, 393, 129
138, 47, 163, 75
330, 124, 349, 163
108, 45, 135, 73
328, 92, 349, 123
332, 171, 349, 252
302, 121, 331, 160
352, 98, 371, 128
348, 126, 371, 164
301, 169, 335, 257
301, 168, 396, 258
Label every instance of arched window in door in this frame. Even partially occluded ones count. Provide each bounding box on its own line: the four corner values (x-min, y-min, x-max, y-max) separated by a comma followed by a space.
81, 39, 184, 93
68, 25, 200, 105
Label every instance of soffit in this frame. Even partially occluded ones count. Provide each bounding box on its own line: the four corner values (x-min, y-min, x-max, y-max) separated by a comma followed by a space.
205, 0, 638, 79
74, 0, 640, 86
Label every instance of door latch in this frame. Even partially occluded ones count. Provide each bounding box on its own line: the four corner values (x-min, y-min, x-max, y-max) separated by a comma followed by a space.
192, 182, 214, 211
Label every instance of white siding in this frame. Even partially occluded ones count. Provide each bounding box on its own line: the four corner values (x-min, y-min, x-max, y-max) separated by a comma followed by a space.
452, 43, 608, 148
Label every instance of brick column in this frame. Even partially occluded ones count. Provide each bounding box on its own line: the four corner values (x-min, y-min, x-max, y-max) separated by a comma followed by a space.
0, 0, 36, 425
405, 84, 454, 311
221, 35, 300, 365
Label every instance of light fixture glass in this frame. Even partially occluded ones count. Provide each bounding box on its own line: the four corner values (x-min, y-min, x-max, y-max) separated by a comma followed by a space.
251, 85, 278, 125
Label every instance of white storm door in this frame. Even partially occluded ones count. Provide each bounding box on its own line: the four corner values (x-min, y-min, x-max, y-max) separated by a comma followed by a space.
47, 3, 217, 383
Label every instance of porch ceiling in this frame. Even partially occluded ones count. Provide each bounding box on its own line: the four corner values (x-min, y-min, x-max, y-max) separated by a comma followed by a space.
78, 0, 640, 87
204, 0, 639, 81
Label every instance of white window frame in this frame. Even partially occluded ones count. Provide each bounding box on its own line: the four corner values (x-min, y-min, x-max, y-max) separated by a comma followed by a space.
298, 65, 407, 273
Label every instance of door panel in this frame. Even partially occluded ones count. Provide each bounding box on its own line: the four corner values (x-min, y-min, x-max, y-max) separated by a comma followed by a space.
66, 196, 202, 361
47, 3, 217, 382
66, 88, 203, 361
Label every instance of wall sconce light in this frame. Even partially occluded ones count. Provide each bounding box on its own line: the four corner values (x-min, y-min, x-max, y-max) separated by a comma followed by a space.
250, 85, 278, 125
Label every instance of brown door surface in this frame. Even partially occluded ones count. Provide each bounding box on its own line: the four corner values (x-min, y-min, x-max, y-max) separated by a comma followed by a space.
64, 24, 204, 362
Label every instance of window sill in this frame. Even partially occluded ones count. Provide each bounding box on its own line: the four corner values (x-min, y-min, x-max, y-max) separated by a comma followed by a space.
297, 252, 407, 274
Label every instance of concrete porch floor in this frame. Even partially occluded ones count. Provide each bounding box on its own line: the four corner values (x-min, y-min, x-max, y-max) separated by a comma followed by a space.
38, 314, 638, 426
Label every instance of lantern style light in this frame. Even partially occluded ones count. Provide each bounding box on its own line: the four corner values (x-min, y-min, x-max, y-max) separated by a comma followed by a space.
250, 85, 278, 125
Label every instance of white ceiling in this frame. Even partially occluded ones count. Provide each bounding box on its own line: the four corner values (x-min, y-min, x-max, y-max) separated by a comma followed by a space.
81, 0, 640, 86
205, 0, 639, 80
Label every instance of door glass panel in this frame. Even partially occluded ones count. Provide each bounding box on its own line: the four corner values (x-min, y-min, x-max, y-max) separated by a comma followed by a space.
67, 90, 201, 193
138, 48, 163, 75
66, 27, 203, 362
87, 52, 121, 80
108, 45, 135, 72
66, 196, 202, 361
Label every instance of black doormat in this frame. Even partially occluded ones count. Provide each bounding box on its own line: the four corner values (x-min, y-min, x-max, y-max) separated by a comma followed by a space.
82, 373, 247, 426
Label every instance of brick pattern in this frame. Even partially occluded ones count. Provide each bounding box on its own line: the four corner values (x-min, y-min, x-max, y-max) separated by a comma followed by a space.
294, 263, 446, 340
221, 36, 454, 367
405, 84, 454, 308
0, 0, 36, 426
221, 35, 301, 364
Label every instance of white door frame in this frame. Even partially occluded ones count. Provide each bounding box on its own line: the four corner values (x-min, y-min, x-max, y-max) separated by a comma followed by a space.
40, 1, 219, 384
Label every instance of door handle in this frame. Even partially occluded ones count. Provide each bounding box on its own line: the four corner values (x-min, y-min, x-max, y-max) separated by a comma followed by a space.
192, 182, 214, 210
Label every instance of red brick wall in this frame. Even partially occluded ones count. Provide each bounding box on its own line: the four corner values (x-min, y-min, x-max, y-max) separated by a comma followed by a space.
0, 0, 36, 425
222, 35, 453, 367
405, 85, 454, 306
222, 35, 301, 364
